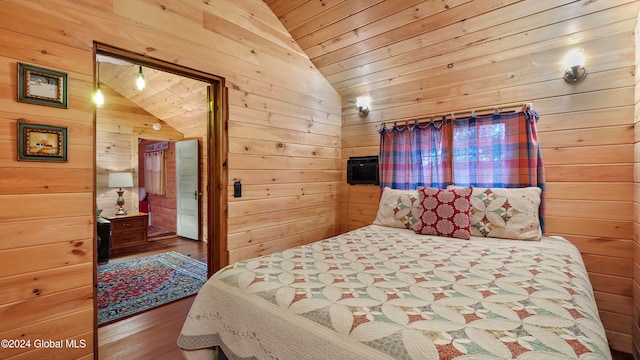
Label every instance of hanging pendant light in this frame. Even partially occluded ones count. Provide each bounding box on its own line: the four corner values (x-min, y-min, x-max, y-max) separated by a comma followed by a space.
95, 83, 104, 107
136, 65, 145, 91
95, 62, 104, 107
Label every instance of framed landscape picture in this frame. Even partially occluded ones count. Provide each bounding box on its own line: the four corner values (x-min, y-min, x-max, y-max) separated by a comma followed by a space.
17, 122, 68, 162
17, 63, 68, 108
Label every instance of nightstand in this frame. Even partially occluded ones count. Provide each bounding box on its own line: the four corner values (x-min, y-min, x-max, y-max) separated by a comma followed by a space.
105, 213, 148, 255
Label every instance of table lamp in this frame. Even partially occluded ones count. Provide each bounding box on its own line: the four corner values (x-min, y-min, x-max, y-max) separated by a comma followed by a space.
108, 172, 134, 215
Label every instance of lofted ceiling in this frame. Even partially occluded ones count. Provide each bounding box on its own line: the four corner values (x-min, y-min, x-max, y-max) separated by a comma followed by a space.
264, 0, 471, 98
98, 0, 526, 130
97, 55, 209, 138
264, 0, 528, 115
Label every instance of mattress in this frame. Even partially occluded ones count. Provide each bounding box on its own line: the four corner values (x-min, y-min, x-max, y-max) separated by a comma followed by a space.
178, 224, 611, 360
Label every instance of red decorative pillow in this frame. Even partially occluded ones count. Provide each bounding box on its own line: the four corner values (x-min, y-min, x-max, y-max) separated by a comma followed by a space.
412, 186, 473, 240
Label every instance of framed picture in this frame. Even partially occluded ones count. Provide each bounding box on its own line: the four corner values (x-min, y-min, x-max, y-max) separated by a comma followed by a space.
17, 122, 68, 162
17, 63, 68, 108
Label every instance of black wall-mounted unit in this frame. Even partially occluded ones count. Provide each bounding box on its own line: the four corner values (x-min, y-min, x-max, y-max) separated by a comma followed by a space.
347, 156, 379, 185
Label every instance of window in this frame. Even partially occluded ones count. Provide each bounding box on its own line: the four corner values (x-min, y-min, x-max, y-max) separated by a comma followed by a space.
144, 151, 166, 195
379, 108, 545, 228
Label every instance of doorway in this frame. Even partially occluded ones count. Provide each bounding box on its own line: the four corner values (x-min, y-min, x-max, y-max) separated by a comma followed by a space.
94, 42, 227, 271
137, 138, 202, 241
93, 43, 228, 356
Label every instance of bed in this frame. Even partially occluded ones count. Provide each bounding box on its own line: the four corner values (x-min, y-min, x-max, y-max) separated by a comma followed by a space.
178, 187, 612, 360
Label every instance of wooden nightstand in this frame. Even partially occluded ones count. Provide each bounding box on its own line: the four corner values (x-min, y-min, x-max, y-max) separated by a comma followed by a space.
105, 212, 148, 255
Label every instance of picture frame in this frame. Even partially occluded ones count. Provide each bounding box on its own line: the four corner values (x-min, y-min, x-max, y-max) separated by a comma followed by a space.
17, 122, 68, 162
17, 63, 68, 108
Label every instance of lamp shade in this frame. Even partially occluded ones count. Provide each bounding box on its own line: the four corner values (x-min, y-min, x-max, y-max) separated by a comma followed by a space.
356, 96, 371, 109
563, 49, 585, 68
356, 96, 371, 116
108, 172, 134, 188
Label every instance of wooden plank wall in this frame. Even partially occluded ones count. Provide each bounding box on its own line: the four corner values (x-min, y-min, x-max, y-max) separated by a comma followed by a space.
634, 11, 640, 359
138, 139, 179, 233
96, 86, 185, 218
341, 2, 639, 354
0, 1, 341, 359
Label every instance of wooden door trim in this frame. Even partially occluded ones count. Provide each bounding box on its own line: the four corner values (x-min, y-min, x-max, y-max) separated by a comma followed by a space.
208, 84, 229, 272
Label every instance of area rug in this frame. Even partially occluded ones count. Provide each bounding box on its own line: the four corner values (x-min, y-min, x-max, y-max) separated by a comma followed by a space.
97, 251, 207, 326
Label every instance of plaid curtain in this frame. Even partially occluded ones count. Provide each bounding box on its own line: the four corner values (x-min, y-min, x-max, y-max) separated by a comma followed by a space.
379, 108, 545, 230
379, 120, 452, 190
452, 109, 545, 231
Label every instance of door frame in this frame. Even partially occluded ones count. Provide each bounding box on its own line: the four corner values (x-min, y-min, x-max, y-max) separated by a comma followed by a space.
92, 42, 228, 351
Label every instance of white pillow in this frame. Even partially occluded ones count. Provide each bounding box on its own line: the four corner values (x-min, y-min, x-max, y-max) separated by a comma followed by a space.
447, 186, 542, 241
373, 187, 420, 229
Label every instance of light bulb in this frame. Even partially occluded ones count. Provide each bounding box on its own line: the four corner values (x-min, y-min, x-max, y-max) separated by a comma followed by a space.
356, 96, 371, 116
95, 61, 104, 106
136, 65, 145, 91
95, 84, 104, 107
356, 96, 371, 109
562, 49, 587, 83
563, 49, 585, 68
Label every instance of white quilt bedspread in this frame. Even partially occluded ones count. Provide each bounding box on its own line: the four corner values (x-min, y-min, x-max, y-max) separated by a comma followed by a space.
178, 225, 611, 360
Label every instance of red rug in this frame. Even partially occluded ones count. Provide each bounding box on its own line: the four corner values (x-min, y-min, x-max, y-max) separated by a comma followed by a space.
97, 251, 207, 325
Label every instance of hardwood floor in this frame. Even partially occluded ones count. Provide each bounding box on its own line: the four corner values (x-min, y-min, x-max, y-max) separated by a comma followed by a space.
97, 237, 207, 360
104, 235, 207, 264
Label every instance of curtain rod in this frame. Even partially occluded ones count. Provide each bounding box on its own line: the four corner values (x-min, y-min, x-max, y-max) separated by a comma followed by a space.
380, 102, 533, 126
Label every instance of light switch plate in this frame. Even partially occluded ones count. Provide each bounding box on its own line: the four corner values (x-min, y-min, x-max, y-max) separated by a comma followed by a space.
233, 180, 241, 198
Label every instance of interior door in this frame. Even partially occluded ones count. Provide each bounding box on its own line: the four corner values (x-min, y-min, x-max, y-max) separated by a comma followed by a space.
176, 139, 200, 240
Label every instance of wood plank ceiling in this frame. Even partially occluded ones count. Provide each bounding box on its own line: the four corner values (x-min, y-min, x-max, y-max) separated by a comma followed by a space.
264, 0, 526, 114
97, 1, 530, 131
97, 0, 586, 128
97, 55, 208, 138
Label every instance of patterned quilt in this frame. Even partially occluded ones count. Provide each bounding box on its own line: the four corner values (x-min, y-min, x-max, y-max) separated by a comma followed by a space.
178, 225, 611, 360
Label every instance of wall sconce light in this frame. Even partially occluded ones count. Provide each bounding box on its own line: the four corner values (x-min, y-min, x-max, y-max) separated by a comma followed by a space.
563, 49, 586, 83
356, 96, 371, 116
95, 62, 104, 107
136, 65, 145, 91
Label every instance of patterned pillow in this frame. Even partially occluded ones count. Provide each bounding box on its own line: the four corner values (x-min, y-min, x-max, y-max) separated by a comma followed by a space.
373, 187, 420, 229
447, 186, 542, 241
412, 186, 473, 240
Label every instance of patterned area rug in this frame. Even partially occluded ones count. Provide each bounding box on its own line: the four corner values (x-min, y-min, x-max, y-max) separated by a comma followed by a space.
97, 251, 207, 325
